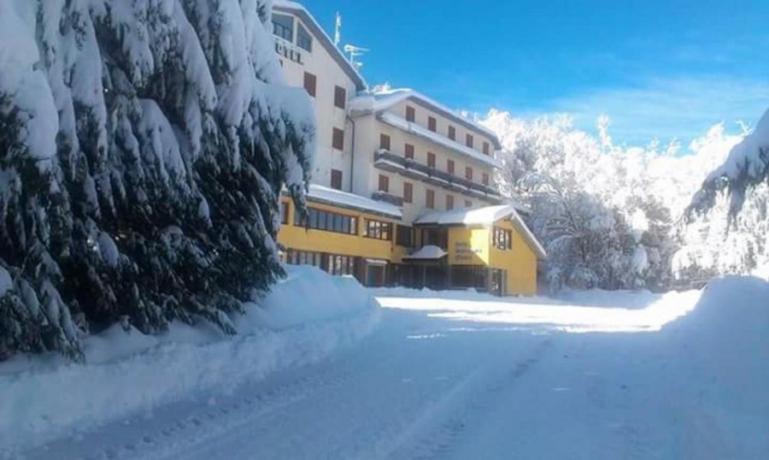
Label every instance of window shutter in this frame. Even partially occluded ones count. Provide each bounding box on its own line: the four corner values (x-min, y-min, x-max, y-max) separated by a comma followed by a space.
334, 85, 347, 109
331, 169, 343, 190
332, 127, 344, 150
403, 182, 413, 203
303, 72, 316, 97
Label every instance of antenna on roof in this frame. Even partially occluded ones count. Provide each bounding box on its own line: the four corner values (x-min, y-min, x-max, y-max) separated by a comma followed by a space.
344, 44, 369, 70
334, 12, 342, 47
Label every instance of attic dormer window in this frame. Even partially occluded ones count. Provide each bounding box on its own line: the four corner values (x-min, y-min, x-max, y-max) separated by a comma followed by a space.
297, 23, 313, 52
272, 14, 294, 41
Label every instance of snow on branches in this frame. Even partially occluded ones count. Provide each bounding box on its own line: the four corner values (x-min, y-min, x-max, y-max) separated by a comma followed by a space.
0, 0, 314, 359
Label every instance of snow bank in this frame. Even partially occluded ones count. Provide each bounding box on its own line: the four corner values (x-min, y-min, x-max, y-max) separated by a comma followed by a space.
660, 277, 769, 451
665, 276, 769, 379
0, 266, 380, 454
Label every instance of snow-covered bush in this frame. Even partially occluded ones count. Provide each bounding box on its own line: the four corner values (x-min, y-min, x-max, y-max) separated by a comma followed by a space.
0, 0, 314, 359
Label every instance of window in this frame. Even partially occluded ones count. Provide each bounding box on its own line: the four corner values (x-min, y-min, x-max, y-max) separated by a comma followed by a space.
286, 250, 356, 277
280, 201, 290, 225
294, 207, 357, 236
426, 189, 435, 209
272, 14, 294, 41
297, 23, 313, 52
448, 125, 456, 141
482, 173, 490, 186
447, 159, 455, 175
364, 219, 393, 241
406, 105, 416, 122
287, 250, 323, 269
378, 174, 390, 193
325, 254, 356, 276
493, 227, 513, 250
483, 142, 490, 155
331, 169, 343, 190
465, 200, 473, 208
466, 134, 474, 149
428, 116, 437, 132
446, 195, 454, 210
421, 227, 448, 249
465, 166, 473, 181
405, 143, 415, 159
427, 152, 436, 168
334, 86, 346, 109
303, 72, 316, 97
332, 127, 344, 150
380, 134, 391, 150
451, 266, 488, 290
396, 225, 414, 247
403, 182, 413, 203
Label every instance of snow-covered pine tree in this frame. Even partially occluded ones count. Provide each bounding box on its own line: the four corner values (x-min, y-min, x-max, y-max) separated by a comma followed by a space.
689, 108, 769, 219
679, 108, 769, 281
0, 0, 314, 359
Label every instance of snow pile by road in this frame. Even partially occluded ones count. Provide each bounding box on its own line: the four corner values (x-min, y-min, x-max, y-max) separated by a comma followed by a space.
664, 276, 769, 396
0, 266, 380, 454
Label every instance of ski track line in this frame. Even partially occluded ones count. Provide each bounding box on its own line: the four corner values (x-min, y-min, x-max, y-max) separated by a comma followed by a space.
139, 362, 356, 460
16, 358, 356, 460
385, 338, 554, 460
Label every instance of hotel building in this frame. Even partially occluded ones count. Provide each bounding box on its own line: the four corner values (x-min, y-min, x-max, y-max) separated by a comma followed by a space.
271, 1, 546, 295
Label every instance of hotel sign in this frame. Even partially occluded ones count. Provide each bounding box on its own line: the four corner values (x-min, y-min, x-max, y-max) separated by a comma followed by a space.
455, 242, 482, 263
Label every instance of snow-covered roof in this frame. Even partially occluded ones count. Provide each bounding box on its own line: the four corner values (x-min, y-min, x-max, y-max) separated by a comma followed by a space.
272, 1, 366, 91
349, 88, 502, 150
307, 184, 402, 220
403, 245, 448, 261
415, 205, 547, 259
378, 112, 502, 169
416, 205, 514, 226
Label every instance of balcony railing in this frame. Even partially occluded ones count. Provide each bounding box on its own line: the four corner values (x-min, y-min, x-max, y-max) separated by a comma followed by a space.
372, 191, 404, 207
374, 149, 502, 203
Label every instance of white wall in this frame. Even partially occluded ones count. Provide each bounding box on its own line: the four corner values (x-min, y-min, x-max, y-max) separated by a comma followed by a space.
273, 11, 360, 192
352, 102, 498, 223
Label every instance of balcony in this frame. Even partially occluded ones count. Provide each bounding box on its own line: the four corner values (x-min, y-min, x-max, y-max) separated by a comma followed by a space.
372, 191, 404, 207
373, 149, 503, 204
377, 112, 501, 169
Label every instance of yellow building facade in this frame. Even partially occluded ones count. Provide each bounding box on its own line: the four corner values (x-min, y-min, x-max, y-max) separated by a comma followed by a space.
278, 190, 545, 296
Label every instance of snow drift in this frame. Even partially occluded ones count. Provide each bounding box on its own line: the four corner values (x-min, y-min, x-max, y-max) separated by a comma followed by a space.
664, 276, 769, 387
0, 266, 380, 454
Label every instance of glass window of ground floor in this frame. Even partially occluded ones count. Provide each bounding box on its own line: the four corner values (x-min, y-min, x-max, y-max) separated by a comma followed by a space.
283, 249, 389, 287
389, 264, 509, 296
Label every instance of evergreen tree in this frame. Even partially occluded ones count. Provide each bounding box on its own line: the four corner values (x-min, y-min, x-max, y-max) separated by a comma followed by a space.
0, 0, 314, 359
689, 108, 769, 219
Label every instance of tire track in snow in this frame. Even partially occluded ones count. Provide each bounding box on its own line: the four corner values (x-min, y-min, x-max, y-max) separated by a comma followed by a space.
386, 338, 554, 460
19, 358, 358, 460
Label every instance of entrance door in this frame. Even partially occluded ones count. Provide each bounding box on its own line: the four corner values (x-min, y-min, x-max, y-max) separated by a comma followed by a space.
366, 264, 386, 287
490, 269, 506, 296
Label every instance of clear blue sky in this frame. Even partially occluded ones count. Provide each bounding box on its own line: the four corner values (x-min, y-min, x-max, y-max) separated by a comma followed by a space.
301, 0, 769, 147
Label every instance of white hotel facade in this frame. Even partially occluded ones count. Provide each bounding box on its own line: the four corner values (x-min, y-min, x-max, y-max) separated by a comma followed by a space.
272, 1, 544, 295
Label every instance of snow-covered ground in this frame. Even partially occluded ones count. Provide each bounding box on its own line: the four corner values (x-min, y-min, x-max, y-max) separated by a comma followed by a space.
0, 266, 379, 456
3, 273, 768, 459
